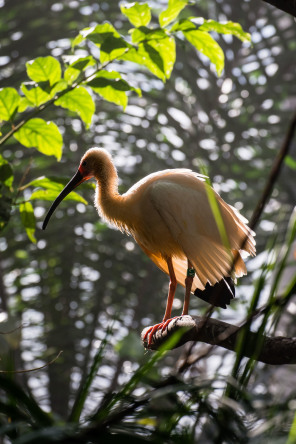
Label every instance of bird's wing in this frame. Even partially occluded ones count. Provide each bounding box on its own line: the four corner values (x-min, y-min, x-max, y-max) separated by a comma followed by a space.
148, 176, 255, 289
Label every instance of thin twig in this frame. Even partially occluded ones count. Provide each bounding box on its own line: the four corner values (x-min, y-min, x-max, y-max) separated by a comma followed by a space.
0, 350, 63, 374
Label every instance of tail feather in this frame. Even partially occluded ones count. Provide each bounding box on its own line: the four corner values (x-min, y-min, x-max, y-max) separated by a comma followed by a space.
194, 277, 235, 309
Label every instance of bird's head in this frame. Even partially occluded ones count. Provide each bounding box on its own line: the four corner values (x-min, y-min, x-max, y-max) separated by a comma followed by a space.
42, 147, 112, 230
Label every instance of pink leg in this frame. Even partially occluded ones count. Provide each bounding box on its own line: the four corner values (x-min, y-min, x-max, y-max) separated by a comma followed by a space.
144, 257, 177, 346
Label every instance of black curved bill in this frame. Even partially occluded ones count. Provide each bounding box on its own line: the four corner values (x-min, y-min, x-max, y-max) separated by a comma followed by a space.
42, 169, 84, 230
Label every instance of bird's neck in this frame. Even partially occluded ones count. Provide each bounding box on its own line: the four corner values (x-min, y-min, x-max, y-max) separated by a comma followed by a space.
95, 169, 130, 232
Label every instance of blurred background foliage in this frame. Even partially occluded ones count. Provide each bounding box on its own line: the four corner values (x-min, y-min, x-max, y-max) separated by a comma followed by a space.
0, 0, 296, 442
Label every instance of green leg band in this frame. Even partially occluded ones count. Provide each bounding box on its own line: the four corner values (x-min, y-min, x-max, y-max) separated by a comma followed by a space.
187, 267, 195, 278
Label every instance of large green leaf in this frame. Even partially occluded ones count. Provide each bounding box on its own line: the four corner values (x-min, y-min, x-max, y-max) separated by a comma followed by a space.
19, 201, 36, 243
55, 86, 95, 128
122, 30, 176, 81
72, 23, 129, 63
0, 87, 20, 121
13, 118, 63, 160
183, 29, 224, 76
199, 20, 251, 43
18, 97, 33, 113
20, 82, 51, 106
30, 189, 88, 205
120, 2, 151, 27
24, 176, 88, 205
87, 70, 141, 109
26, 56, 62, 86
159, 0, 188, 28
63, 55, 96, 84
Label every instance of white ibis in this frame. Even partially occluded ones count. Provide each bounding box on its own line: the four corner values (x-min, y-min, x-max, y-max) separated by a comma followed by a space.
42, 148, 256, 345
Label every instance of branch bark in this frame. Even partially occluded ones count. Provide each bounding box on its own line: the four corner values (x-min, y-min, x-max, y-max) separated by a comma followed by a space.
141, 316, 296, 365
262, 0, 296, 17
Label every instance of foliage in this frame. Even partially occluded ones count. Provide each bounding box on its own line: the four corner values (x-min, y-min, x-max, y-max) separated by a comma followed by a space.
0, 0, 250, 242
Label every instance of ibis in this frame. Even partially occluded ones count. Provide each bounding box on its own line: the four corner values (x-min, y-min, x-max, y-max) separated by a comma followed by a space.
42, 148, 256, 345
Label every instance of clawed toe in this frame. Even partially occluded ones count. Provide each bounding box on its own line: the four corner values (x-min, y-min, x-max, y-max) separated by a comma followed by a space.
144, 316, 180, 347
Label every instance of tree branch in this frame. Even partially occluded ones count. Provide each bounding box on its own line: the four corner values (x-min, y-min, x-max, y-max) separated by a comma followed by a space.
262, 0, 296, 17
141, 316, 296, 365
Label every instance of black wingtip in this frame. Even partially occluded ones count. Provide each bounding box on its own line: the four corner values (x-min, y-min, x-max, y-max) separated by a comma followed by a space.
194, 277, 235, 309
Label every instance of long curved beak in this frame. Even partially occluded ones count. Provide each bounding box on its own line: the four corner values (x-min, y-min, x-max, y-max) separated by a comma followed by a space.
42, 169, 85, 230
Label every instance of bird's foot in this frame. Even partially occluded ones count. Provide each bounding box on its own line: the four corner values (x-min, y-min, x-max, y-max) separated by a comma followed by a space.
143, 316, 180, 347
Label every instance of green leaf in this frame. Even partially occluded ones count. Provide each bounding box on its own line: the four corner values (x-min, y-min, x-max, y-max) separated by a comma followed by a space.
183, 29, 224, 76
87, 71, 141, 109
120, 2, 151, 27
30, 189, 88, 205
159, 0, 188, 28
21, 82, 51, 106
26, 56, 62, 86
63, 55, 95, 70
23, 176, 88, 205
131, 27, 167, 44
18, 97, 33, 113
285, 155, 296, 170
0, 87, 20, 121
171, 18, 196, 32
72, 23, 129, 63
63, 55, 96, 84
20, 201, 36, 243
122, 31, 176, 80
0, 154, 13, 187
199, 20, 251, 43
13, 118, 63, 160
55, 86, 95, 129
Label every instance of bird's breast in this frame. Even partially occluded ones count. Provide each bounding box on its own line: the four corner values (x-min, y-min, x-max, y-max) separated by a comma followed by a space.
128, 187, 183, 259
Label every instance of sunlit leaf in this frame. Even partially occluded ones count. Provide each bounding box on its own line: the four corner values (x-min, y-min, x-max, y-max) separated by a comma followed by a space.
0, 87, 20, 121
131, 27, 166, 44
19, 201, 36, 243
122, 31, 176, 80
63, 55, 96, 84
183, 29, 224, 75
72, 23, 129, 63
120, 2, 151, 27
55, 86, 95, 128
63, 55, 96, 70
30, 189, 88, 205
24, 175, 95, 192
171, 18, 196, 32
21, 82, 51, 106
26, 56, 62, 86
199, 20, 251, 43
87, 70, 141, 109
13, 118, 63, 160
18, 97, 33, 113
159, 0, 188, 28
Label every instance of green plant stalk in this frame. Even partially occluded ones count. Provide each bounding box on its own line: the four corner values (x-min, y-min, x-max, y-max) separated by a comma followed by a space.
69, 325, 113, 423
93, 329, 185, 423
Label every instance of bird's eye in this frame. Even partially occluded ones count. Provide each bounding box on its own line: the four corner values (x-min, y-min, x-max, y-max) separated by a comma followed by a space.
82, 160, 87, 167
